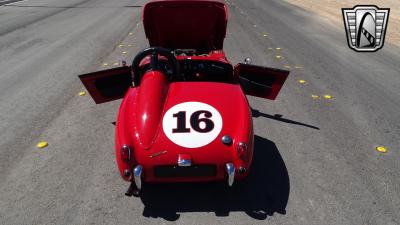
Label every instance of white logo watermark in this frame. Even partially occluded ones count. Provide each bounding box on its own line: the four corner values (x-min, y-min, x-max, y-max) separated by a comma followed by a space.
342, 5, 390, 52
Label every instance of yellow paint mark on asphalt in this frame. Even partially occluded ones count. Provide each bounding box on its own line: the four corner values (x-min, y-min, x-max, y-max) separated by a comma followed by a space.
311, 94, 320, 99
128, 44, 133, 47
102, 63, 109, 67
275, 55, 283, 59
113, 62, 119, 66
263, 34, 268, 37
284, 65, 291, 69
78, 91, 86, 96
323, 95, 333, 100
298, 80, 306, 84
122, 51, 128, 55
276, 47, 281, 50
267, 47, 273, 50
295, 65, 303, 69
37, 141, 48, 149
376, 146, 388, 153
129, 32, 133, 35
118, 44, 124, 48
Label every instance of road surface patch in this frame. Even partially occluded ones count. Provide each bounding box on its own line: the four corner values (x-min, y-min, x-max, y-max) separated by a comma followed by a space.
0, 0, 25, 6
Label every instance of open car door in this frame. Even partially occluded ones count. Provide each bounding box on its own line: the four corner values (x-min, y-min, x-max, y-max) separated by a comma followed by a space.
234, 63, 289, 100
78, 66, 132, 104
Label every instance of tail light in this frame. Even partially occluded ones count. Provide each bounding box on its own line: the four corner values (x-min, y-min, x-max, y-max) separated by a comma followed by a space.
121, 145, 132, 163
237, 142, 248, 160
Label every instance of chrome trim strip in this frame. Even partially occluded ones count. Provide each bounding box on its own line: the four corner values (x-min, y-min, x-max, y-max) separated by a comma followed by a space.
149, 150, 168, 158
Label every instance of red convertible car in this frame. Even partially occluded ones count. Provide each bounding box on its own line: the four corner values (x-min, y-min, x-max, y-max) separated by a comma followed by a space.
79, 0, 289, 196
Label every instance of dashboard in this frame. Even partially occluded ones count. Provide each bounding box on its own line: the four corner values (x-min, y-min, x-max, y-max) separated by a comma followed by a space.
140, 59, 234, 83
178, 59, 233, 82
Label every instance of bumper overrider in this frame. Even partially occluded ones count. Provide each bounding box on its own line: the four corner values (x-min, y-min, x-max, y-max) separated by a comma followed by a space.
225, 163, 235, 186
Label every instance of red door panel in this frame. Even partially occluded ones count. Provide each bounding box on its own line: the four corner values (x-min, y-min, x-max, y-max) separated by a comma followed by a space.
234, 63, 289, 100
78, 66, 132, 104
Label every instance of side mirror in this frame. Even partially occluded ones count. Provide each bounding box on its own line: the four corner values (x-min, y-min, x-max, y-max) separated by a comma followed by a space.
78, 66, 132, 104
234, 63, 289, 100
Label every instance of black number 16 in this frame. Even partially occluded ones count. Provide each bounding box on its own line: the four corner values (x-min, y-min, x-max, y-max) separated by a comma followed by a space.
172, 110, 214, 133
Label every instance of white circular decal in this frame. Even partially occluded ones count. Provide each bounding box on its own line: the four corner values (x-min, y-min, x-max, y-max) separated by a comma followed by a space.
162, 102, 223, 148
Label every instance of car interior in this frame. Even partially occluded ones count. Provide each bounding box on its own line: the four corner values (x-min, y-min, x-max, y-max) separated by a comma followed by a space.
138, 49, 234, 83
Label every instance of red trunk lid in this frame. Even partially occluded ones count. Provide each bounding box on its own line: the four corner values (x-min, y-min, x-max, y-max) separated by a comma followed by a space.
143, 0, 228, 51
132, 81, 251, 162
115, 81, 253, 182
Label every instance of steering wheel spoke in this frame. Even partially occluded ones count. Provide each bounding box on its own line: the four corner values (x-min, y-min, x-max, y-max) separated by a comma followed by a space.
150, 52, 159, 70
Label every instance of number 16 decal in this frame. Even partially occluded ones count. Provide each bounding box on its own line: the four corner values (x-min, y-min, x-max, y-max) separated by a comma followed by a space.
163, 102, 223, 148
172, 110, 215, 133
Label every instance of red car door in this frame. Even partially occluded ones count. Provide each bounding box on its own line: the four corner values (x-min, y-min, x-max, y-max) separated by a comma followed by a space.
78, 66, 132, 104
234, 63, 289, 100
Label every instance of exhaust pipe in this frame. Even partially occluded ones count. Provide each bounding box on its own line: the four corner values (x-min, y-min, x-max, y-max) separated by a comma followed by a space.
125, 182, 139, 197
225, 163, 235, 186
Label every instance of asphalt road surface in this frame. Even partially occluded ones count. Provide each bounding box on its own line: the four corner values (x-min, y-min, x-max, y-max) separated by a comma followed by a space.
0, 0, 399, 224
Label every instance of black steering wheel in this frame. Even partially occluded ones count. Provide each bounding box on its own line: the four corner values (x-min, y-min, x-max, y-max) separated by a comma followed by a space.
131, 47, 179, 85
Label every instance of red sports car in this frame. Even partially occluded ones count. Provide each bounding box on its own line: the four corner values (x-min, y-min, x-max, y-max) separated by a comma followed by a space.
79, 0, 289, 196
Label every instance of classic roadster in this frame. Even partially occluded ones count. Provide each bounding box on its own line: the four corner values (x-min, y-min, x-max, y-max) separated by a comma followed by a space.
79, 0, 289, 196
